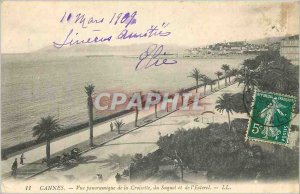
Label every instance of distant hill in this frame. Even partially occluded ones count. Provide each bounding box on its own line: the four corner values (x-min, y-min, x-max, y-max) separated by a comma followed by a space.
247, 36, 287, 45
36, 43, 188, 56
34, 35, 298, 56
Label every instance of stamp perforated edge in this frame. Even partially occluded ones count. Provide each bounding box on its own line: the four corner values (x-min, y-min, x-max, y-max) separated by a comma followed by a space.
245, 89, 297, 146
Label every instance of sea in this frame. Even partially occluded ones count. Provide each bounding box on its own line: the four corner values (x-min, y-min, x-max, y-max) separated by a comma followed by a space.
1, 53, 251, 149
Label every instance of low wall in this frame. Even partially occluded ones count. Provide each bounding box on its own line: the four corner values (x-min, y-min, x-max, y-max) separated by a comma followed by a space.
1, 109, 132, 159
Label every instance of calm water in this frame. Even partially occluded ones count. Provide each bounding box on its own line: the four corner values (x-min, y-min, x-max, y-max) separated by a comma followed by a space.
1, 53, 250, 148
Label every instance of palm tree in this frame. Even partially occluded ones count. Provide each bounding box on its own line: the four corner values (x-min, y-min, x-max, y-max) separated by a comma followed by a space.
242, 58, 260, 71
258, 59, 298, 94
208, 78, 216, 92
114, 120, 125, 134
32, 116, 61, 166
135, 107, 139, 127
231, 68, 239, 77
151, 90, 161, 118
230, 68, 239, 83
85, 84, 95, 147
221, 64, 230, 86
178, 88, 185, 105
215, 93, 234, 130
235, 68, 259, 92
215, 71, 223, 89
200, 75, 210, 95
188, 68, 201, 93
131, 92, 142, 127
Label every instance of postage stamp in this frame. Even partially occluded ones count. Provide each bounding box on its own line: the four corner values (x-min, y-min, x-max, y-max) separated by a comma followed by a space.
246, 90, 296, 145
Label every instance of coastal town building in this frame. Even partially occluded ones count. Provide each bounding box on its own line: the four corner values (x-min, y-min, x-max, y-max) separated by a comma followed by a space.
280, 35, 299, 65
187, 41, 269, 56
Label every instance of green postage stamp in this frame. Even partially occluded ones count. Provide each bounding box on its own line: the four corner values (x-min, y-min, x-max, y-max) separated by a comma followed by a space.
247, 90, 296, 145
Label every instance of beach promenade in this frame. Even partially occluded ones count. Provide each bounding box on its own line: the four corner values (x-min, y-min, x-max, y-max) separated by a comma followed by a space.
1, 78, 231, 179
2, 78, 298, 182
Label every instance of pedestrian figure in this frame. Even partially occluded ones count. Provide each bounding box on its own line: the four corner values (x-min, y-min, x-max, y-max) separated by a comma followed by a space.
115, 173, 121, 182
96, 173, 103, 181
110, 122, 113, 132
20, 153, 25, 165
158, 131, 161, 137
11, 158, 18, 178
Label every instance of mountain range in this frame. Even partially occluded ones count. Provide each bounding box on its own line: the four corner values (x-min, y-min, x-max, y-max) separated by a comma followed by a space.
36, 43, 188, 56
35, 35, 297, 56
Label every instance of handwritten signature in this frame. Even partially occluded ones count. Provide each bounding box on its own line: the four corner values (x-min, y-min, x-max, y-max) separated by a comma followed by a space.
135, 44, 177, 70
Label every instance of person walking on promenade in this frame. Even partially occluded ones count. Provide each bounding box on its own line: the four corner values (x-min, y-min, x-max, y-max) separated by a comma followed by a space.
110, 122, 114, 132
96, 173, 103, 181
11, 158, 18, 178
115, 173, 121, 182
20, 153, 25, 165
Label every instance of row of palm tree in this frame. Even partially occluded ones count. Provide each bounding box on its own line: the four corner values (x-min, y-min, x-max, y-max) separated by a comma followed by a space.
187, 65, 241, 132
187, 65, 239, 131
188, 65, 238, 95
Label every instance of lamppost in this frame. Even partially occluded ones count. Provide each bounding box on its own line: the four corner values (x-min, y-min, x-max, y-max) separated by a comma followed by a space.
129, 162, 134, 182
175, 150, 183, 182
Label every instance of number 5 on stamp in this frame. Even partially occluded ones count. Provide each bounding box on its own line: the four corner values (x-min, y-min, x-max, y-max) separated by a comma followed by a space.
246, 90, 296, 145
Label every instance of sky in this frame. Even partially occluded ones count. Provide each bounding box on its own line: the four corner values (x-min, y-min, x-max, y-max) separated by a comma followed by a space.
1, 1, 299, 53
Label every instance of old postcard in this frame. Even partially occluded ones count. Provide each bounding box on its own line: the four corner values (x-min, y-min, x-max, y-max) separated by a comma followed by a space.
1, 1, 299, 193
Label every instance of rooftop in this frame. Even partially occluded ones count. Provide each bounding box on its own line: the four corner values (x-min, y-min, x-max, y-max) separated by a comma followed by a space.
283, 35, 299, 41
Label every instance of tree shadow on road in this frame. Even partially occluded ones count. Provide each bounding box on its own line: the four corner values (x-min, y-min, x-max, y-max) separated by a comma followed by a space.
97, 154, 133, 170
55, 155, 102, 171
101, 142, 156, 147
54, 154, 134, 172
143, 123, 181, 127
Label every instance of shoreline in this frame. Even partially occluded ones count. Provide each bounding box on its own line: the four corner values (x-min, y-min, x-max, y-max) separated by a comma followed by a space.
2, 54, 249, 149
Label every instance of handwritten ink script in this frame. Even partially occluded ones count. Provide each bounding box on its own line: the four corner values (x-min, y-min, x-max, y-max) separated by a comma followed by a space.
53, 11, 172, 48
135, 44, 177, 70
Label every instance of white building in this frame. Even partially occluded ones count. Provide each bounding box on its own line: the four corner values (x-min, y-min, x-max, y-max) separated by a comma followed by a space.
280, 35, 299, 65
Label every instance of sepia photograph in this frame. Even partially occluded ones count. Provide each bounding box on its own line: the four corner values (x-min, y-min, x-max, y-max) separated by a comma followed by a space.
1, 1, 299, 193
